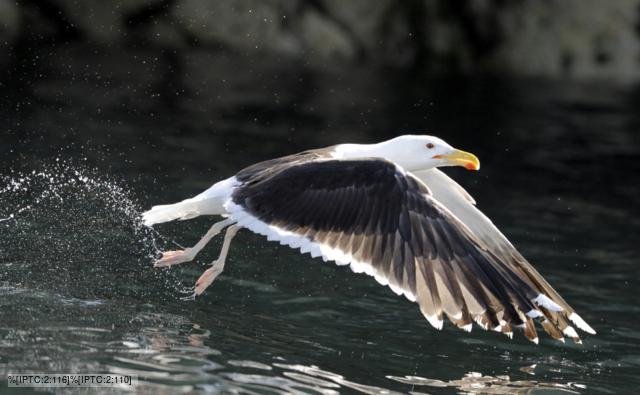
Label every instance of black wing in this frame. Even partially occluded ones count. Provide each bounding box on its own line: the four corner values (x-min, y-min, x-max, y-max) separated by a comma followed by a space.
229, 158, 568, 342
413, 168, 595, 342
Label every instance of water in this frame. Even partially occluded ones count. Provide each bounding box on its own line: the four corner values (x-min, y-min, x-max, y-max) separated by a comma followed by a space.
1, 45, 639, 394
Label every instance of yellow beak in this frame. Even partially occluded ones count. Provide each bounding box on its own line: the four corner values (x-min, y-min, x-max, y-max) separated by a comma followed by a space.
433, 149, 480, 171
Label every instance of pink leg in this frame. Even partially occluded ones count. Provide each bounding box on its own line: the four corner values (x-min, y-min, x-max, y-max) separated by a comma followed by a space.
153, 218, 233, 267
194, 225, 239, 295
154, 249, 194, 267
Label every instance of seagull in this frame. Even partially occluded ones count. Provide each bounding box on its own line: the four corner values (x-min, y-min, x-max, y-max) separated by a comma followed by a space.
142, 135, 596, 343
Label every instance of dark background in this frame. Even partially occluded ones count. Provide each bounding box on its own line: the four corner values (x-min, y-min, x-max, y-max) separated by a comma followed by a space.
2, 1, 640, 162
4, 0, 640, 80
1, 1, 640, 173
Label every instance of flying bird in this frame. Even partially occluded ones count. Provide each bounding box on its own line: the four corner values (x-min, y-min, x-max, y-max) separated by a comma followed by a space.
142, 135, 595, 343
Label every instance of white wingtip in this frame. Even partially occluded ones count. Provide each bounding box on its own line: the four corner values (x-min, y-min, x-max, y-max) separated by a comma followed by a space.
388, 282, 404, 297
569, 313, 596, 335
473, 316, 488, 330
404, 292, 417, 303
533, 294, 563, 312
374, 273, 389, 286
562, 326, 579, 339
424, 314, 444, 330
461, 323, 472, 332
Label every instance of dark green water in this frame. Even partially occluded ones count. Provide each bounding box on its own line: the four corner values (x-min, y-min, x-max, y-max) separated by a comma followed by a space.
0, 46, 639, 394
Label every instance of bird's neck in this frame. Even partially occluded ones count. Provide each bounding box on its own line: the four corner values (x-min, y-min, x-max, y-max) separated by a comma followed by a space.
331, 142, 390, 160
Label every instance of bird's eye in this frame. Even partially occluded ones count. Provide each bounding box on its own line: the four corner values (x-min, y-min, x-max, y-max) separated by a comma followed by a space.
426, 143, 435, 149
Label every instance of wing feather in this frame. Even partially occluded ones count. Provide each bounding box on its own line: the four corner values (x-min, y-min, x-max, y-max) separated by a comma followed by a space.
413, 168, 596, 341
228, 159, 594, 342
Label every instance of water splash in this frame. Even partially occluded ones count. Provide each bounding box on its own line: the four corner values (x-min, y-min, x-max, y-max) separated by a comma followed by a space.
1, 159, 141, 225
0, 158, 183, 300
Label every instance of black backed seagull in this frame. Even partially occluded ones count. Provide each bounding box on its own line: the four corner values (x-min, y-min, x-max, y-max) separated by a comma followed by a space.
142, 135, 596, 343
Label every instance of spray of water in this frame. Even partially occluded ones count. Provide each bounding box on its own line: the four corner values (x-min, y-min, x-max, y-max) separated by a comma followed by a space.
0, 158, 186, 300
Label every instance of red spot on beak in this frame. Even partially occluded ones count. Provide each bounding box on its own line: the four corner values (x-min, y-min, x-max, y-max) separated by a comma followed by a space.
465, 162, 479, 171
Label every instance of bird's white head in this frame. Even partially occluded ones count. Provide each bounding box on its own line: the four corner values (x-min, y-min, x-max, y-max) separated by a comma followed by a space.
333, 134, 480, 172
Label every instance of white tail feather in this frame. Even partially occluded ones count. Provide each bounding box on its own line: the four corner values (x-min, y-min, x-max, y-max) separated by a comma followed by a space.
142, 199, 203, 226
142, 177, 238, 226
